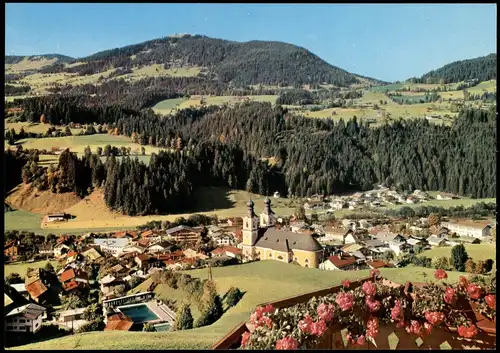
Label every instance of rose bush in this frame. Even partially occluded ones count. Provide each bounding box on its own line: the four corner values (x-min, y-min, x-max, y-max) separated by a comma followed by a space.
241, 271, 496, 349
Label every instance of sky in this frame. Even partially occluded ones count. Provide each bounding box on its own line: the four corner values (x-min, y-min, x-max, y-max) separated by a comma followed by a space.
5, 3, 497, 82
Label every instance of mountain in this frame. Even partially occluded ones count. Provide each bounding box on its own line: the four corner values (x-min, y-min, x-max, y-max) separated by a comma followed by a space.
5, 54, 74, 65
13, 35, 386, 87
413, 53, 497, 84
5, 54, 74, 74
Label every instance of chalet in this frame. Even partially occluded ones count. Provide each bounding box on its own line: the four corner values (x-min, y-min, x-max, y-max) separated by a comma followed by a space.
54, 243, 70, 258
366, 260, 393, 270
322, 226, 349, 242
213, 234, 236, 247
319, 255, 358, 271
427, 235, 447, 247
134, 254, 150, 270
122, 244, 146, 255
4, 240, 24, 260
436, 192, 458, 200
375, 232, 406, 244
5, 303, 46, 333
211, 247, 227, 258
37, 243, 54, 256
140, 230, 162, 243
165, 225, 201, 242
342, 244, 371, 260
59, 268, 89, 292
388, 241, 413, 256
99, 275, 125, 296
25, 279, 49, 304
47, 213, 66, 222
147, 241, 173, 254
455, 236, 481, 245
406, 237, 427, 247
10, 283, 30, 300
57, 308, 88, 330
344, 231, 361, 245
94, 238, 131, 256
221, 246, 242, 258
113, 231, 137, 240
207, 225, 222, 235
441, 220, 492, 238
82, 248, 104, 263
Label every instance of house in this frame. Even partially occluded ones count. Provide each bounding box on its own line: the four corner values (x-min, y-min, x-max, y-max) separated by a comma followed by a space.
240, 199, 324, 268
37, 243, 54, 256
319, 255, 358, 271
99, 275, 125, 296
140, 230, 162, 243
227, 217, 243, 227
94, 238, 131, 256
82, 248, 104, 263
436, 192, 457, 200
344, 231, 361, 245
57, 308, 88, 330
5, 303, 46, 333
441, 220, 492, 238
375, 232, 406, 244
46, 213, 66, 222
104, 312, 134, 331
113, 231, 137, 240
221, 246, 242, 258
10, 283, 30, 300
213, 234, 236, 247
59, 268, 89, 292
166, 225, 201, 242
322, 227, 349, 242
366, 260, 393, 270
290, 222, 309, 233
54, 243, 70, 258
342, 244, 371, 259
406, 237, 427, 247
211, 248, 227, 258
207, 225, 222, 235
122, 244, 146, 255
455, 236, 481, 245
182, 248, 199, 259
388, 241, 413, 256
134, 254, 150, 270
25, 271, 51, 304
427, 235, 447, 247
65, 251, 81, 266
147, 241, 173, 254
4, 240, 24, 261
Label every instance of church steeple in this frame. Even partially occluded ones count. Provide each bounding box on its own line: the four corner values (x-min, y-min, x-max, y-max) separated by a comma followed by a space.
242, 199, 259, 248
260, 197, 276, 227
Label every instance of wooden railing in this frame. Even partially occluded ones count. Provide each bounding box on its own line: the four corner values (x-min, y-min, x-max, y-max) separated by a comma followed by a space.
212, 277, 496, 350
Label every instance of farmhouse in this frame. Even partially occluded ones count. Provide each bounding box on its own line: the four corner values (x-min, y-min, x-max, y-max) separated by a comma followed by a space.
54, 243, 70, 258
37, 243, 54, 256
165, 225, 201, 242
4, 240, 24, 260
441, 220, 492, 238
240, 198, 324, 268
94, 238, 131, 256
59, 268, 89, 292
227, 217, 243, 227
57, 308, 88, 330
427, 235, 447, 247
319, 255, 358, 271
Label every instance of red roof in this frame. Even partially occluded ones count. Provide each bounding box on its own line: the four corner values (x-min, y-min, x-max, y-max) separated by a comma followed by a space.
182, 258, 196, 265
135, 254, 150, 262
59, 268, 76, 283
137, 239, 151, 247
164, 259, 176, 265
141, 230, 154, 238
25, 279, 48, 299
67, 251, 78, 257
366, 260, 393, 269
62, 280, 79, 291
327, 255, 357, 269
114, 231, 127, 238
104, 313, 133, 331
211, 248, 226, 255
222, 246, 241, 255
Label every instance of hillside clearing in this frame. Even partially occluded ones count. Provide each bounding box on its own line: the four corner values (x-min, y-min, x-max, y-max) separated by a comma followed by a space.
9, 261, 478, 350
5, 260, 58, 279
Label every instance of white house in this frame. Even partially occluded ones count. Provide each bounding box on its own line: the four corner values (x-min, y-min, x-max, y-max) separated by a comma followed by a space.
54, 244, 70, 258
5, 303, 46, 333
441, 221, 491, 238
214, 234, 236, 247
319, 255, 358, 271
388, 241, 413, 256
93, 238, 131, 256
10, 283, 30, 300
427, 235, 447, 247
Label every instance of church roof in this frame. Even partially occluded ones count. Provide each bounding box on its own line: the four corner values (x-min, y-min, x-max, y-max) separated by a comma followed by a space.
254, 228, 323, 252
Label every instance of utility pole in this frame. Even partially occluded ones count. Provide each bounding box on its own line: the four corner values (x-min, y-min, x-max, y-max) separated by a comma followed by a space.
208, 263, 212, 281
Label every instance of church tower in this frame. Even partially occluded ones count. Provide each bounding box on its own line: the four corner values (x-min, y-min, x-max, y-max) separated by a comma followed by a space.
241, 200, 259, 261
260, 197, 276, 228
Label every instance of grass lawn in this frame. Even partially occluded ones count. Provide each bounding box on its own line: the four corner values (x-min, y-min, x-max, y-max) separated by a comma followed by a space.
10, 261, 476, 350
152, 97, 188, 115
4, 260, 58, 279
420, 244, 497, 262
4, 210, 44, 232
5, 122, 85, 135
176, 95, 278, 110
11, 134, 165, 155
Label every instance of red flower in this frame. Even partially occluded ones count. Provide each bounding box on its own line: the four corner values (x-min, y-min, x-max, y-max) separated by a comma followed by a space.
366, 297, 381, 312
317, 303, 334, 322
260, 316, 273, 329
276, 336, 299, 350
250, 306, 273, 328
241, 331, 251, 347
485, 294, 496, 310
444, 287, 456, 305
311, 319, 327, 336
434, 269, 448, 280
336, 292, 354, 311
466, 284, 483, 300
262, 304, 275, 314
298, 315, 314, 334
458, 324, 478, 339
362, 281, 377, 296
406, 320, 424, 337
459, 276, 469, 288
366, 317, 379, 339
424, 322, 433, 336
356, 335, 366, 346
425, 311, 445, 326
391, 300, 404, 322
370, 269, 381, 278
342, 279, 351, 288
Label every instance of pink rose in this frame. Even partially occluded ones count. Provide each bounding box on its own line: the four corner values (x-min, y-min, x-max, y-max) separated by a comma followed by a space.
342, 279, 351, 288
466, 284, 483, 300
485, 294, 496, 310
434, 269, 448, 280
391, 300, 404, 322
425, 311, 445, 326
362, 281, 377, 296
444, 287, 456, 305
370, 268, 381, 278
317, 303, 334, 322
241, 331, 251, 347
406, 320, 423, 337
356, 335, 366, 346
311, 319, 327, 336
458, 324, 478, 339
298, 314, 314, 334
366, 317, 379, 339
276, 336, 299, 350
336, 292, 354, 311
262, 304, 275, 314
366, 297, 381, 312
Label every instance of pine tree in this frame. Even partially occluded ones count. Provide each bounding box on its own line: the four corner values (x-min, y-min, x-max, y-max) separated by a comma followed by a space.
451, 244, 469, 272
174, 303, 194, 330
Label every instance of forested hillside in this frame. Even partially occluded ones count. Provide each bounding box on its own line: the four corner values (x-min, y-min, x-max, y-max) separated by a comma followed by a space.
18, 35, 385, 87
5, 54, 74, 65
411, 53, 496, 84
7, 96, 496, 216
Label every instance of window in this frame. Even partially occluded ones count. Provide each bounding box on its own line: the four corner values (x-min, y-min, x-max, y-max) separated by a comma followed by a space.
294, 257, 298, 261
277, 255, 283, 260
305, 258, 309, 263
19, 319, 25, 323
269, 253, 273, 258
305, 264, 309, 268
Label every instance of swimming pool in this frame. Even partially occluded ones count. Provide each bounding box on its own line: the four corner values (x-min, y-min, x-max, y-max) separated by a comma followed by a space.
118, 304, 160, 323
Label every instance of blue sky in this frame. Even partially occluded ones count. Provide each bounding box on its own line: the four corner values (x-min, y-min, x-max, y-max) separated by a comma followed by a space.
5, 3, 497, 82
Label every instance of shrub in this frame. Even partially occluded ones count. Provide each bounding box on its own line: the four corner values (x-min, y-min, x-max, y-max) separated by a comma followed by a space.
451, 244, 469, 272
128, 276, 143, 289
433, 256, 451, 270
484, 259, 494, 273
465, 259, 476, 274
413, 244, 424, 255
474, 260, 485, 275
195, 294, 223, 328
6, 272, 23, 284
178, 274, 193, 289
76, 318, 105, 333
143, 323, 156, 332
226, 287, 243, 308
174, 303, 194, 330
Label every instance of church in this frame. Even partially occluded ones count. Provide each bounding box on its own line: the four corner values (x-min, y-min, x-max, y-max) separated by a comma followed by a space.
240, 198, 324, 268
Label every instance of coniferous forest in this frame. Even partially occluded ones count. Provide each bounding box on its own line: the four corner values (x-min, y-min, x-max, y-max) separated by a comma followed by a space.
6, 94, 496, 216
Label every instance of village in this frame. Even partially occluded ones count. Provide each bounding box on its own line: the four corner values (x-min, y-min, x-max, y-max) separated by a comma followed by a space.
4, 194, 495, 342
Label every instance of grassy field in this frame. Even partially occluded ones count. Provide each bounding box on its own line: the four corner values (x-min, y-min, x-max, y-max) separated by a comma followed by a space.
4, 210, 44, 232
4, 260, 58, 279
10, 134, 165, 155
5, 122, 85, 135
174, 95, 278, 110
10, 261, 477, 350
5, 57, 58, 73
420, 244, 497, 262
152, 97, 188, 115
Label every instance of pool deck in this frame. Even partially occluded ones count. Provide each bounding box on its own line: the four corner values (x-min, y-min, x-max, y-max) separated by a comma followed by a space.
147, 300, 176, 324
